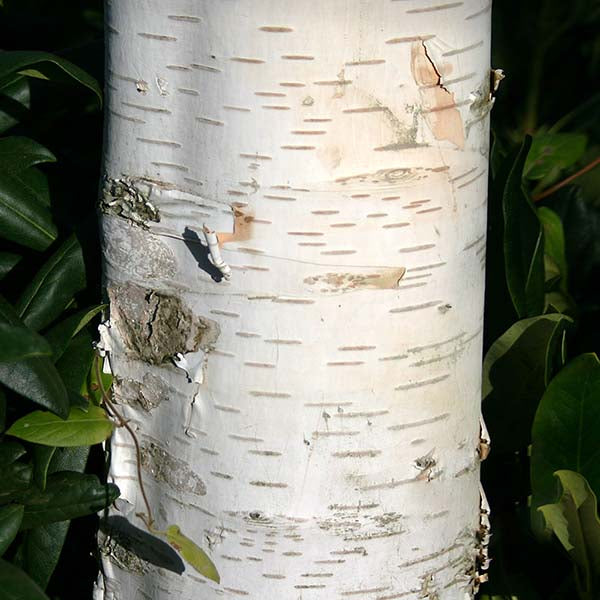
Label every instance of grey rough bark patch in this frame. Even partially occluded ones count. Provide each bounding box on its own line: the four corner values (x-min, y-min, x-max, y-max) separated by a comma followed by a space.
141, 438, 207, 495
101, 176, 160, 228
108, 283, 220, 365
114, 372, 169, 412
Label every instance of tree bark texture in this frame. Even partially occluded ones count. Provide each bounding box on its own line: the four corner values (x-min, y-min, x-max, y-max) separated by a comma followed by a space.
97, 1, 493, 599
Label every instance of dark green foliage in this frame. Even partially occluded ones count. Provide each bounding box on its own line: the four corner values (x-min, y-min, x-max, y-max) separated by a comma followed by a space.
0, 9, 117, 598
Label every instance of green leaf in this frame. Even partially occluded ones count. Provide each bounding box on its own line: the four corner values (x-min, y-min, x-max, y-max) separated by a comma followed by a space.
524, 133, 587, 181
531, 354, 600, 519
538, 206, 569, 291
82, 354, 112, 407
0, 440, 26, 464
0, 323, 52, 362
0, 170, 57, 251
31, 447, 56, 491
0, 387, 6, 432
44, 305, 106, 361
0, 557, 50, 600
482, 314, 572, 454
539, 471, 600, 599
6, 405, 113, 447
0, 504, 24, 556
0, 51, 101, 106
21, 521, 69, 591
503, 136, 546, 318
0, 76, 30, 134
0, 252, 21, 280
0, 461, 32, 504
55, 329, 94, 395
15, 472, 119, 529
16, 235, 86, 331
0, 137, 55, 175
162, 525, 220, 583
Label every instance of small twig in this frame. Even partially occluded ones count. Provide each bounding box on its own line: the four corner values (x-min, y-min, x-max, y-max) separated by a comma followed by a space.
95, 357, 154, 529
533, 156, 600, 202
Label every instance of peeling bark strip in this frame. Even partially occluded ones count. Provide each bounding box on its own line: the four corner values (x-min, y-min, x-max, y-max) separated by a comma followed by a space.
100, 1, 491, 599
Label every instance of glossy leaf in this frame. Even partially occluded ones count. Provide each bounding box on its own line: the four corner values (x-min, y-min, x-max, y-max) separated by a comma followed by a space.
503, 136, 545, 318
0, 460, 32, 504
55, 329, 94, 395
32, 447, 56, 491
82, 354, 112, 407
21, 521, 69, 590
0, 51, 101, 105
163, 525, 220, 583
0, 251, 21, 280
531, 354, 600, 516
539, 471, 600, 599
16, 235, 86, 332
482, 314, 572, 454
0, 137, 55, 175
44, 304, 106, 361
524, 133, 587, 181
16, 472, 119, 529
0, 170, 57, 251
539, 207, 568, 290
6, 405, 113, 447
0, 323, 52, 362
0, 76, 30, 134
0, 504, 24, 555
0, 558, 50, 600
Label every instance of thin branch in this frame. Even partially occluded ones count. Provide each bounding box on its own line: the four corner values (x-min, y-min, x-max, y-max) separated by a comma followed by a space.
533, 156, 600, 202
95, 356, 154, 529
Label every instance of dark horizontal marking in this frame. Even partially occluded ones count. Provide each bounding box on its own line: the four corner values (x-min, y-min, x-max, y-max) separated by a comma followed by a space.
327, 361, 364, 366
374, 142, 424, 151
299, 242, 326, 246
351, 194, 370, 198
406, 261, 446, 272
282, 551, 302, 556
312, 430, 360, 437
305, 402, 353, 408
330, 223, 356, 228
229, 434, 264, 442
320, 250, 356, 255
264, 194, 296, 201
178, 88, 199, 96
345, 59, 386, 66
463, 234, 485, 251
122, 101, 171, 114
259, 26, 293, 32
210, 471, 234, 479
423, 99, 470, 114
395, 373, 450, 390
255, 91, 286, 97
466, 2, 492, 19
360, 477, 416, 491
282, 55, 315, 60
249, 481, 288, 488
397, 282, 427, 290
388, 413, 450, 431
378, 353, 408, 361
383, 222, 410, 228
263, 105, 291, 110
312, 210, 339, 215
221, 556, 243, 563
386, 34, 435, 44
273, 297, 315, 304
150, 162, 187, 171
224, 105, 251, 112
291, 130, 327, 135
288, 231, 324, 236
281, 145, 316, 150
416, 207, 443, 214
136, 137, 181, 148
390, 300, 441, 313
294, 585, 326, 589
397, 543, 461, 569
190, 63, 221, 73
196, 116, 224, 126
213, 404, 240, 413
249, 391, 291, 398
240, 153, 272, 160
338, 345, 375, 351
263, 574, 286, 579
280, 81, 306, 87
200, 447, 218, 455
212, 349, 235, 357
441, 73, 478, 86
108, 109, 144, 124
341, 586, 391, 596
166, 64, 191, 71
264, 339, 302, 344
450, 166, 477, 182
343, 106, 386, 114
382, 195, 401, 201
399, 244, 436, 253
167, 15, 201, 23
332, 450, 381, 459
300, 572, 334, 578
406, 2, 464, 13
236, 331, 261, 338
238, 247, 265, 254
231, 57, 265, 64
248, 450, 282, 456
138, 32, 177, 41
314, 79, 353, 86
304, 118, 332, 122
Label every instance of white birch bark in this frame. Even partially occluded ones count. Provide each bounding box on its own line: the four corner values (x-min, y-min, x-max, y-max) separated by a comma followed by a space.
96, 1, 493, 599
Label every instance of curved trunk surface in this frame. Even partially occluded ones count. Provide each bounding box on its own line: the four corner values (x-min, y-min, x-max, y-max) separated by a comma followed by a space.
97, 1, 493, 599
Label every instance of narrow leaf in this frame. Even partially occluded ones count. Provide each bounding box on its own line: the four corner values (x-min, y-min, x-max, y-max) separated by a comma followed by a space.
163, 525, 220, 583
0, 252, 21, 280
0, 323, 52, 362
0, 137, 55, 175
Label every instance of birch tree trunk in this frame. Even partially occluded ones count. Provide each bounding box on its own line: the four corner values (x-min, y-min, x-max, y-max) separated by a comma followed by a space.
96, 1, 493, 599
